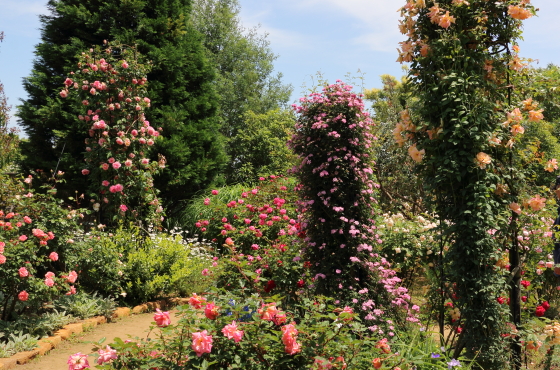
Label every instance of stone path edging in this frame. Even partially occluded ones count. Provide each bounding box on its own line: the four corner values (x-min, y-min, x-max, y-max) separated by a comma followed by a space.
0, 297, 188, 369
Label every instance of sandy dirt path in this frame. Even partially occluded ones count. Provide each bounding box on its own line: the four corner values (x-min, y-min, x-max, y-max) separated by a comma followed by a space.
18, 310, 178, 370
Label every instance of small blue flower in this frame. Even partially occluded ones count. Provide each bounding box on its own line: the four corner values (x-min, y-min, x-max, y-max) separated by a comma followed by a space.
431, 353, 441, 358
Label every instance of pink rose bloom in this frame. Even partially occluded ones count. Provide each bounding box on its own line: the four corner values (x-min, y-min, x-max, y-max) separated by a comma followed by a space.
201, 268, 209, 276
102, 180, 110, 187
116, 138, 124, 145
211, 189, 219, 195
204, 303, 220, 320
108, 157, 115, 164
121, 61, 129, 68
281, 323, 301, 355
124, 160, 132, 167
192, 330, 213, 357
67, 270, 78, 283
222, 321, 244, 343
60, 90, 68, 98
154, 309, 171, 327
203, 198, 210, 205
18, 290, 29, 301
101, 163, 109, 171
139, 138, 146, 144
141, 158, 149, 165
67, 352, 90, 370
66, 285, 77, 295
112, 162, 121, 170
0, 255, 6, 264
45, 278, 55, 287
119, 204, 128, 212
81, 169, 90, 175
225, 238, 234, 246
96, 345, 117, 365
114, 184, 123, 192
23, 216, 32, 224
19, 235, 28, 242
19, 267, 29, 277
49, 252, 59, 261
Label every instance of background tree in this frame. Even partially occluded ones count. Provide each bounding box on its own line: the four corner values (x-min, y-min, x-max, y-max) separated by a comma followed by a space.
191, 0, 293, 183
226, 109, 297, 181
17, 0, 225, 208
365, 75, 428, 217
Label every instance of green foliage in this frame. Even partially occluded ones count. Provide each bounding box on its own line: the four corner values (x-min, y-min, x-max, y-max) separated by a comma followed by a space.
398, 1, 538, 367
54, 291, 116, 320
123, 233, 214, 304
226, 109, 297, 184
191, 0, 292, 184
0, 332, 38, 357
365, 75, 428, 216
68, 226, 214, 304
0, 310, 75, 339
17, 0, 225, 206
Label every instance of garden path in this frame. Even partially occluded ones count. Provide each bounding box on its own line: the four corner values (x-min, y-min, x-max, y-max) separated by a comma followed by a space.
17, 309, 178, 370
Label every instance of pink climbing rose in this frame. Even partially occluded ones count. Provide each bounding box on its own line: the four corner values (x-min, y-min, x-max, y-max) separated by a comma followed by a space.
281, 323, 301, 355
49, 252, 59, 261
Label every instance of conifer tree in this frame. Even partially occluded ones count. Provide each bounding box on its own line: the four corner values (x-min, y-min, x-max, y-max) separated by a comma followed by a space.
17, 0, 225, 205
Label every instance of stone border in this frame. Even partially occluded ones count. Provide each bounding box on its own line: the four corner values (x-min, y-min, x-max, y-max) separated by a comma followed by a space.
0, 297, 189, 369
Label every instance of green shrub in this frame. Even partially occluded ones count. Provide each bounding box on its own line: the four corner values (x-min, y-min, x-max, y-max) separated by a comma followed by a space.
123, 233, 214, 304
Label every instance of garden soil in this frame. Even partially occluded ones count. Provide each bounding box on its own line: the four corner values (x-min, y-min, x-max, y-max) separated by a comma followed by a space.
17, 310, 178, 370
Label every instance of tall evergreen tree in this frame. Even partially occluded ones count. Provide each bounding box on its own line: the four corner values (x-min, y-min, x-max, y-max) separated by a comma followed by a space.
17, 0, 225, 205
191, 0, 292, 183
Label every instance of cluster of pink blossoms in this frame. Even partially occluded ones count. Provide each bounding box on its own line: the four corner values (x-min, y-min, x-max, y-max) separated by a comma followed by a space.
60, 44, 163, 224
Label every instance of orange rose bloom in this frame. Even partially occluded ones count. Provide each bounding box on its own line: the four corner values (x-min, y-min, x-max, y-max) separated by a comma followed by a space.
528, 109, 544, 122
408, 144, 425, 163
438, 11, 456, 29
509, 202, 522, 215
527, 195, 546, 212
508, 5, 532, 20
476, 152, 491, 169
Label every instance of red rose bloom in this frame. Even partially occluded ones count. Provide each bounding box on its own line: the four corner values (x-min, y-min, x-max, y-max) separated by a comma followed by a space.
542, 301, 550, 311
535, 305, 546, 317
264, 280, 276, 293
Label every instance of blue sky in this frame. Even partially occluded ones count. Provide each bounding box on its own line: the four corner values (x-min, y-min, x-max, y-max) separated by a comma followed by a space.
1, 0, 559, 129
